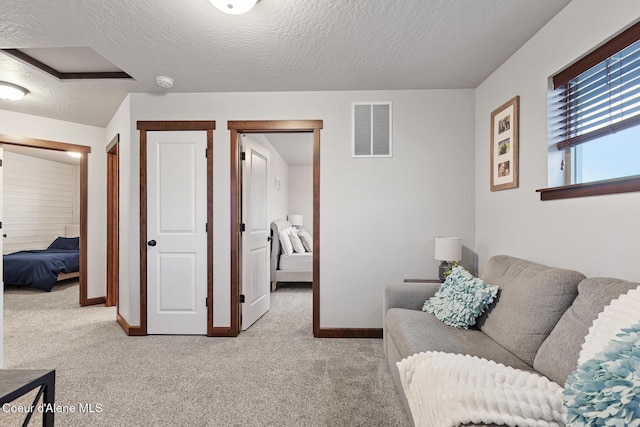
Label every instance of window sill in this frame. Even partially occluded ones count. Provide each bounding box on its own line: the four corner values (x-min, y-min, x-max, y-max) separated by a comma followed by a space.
536, 175, 640, 201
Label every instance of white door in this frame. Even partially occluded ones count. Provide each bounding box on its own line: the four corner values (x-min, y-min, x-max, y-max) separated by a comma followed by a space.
147, 131, 207, 335
241, 135, 270, 330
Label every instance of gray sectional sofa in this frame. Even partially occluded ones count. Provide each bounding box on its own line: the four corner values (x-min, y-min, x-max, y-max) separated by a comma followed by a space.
383, 255, 639, 426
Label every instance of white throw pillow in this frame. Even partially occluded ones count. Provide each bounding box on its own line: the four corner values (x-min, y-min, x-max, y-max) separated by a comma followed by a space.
289, 229, 306, 254
278, 228, 294, 256
298, 230, 313, 252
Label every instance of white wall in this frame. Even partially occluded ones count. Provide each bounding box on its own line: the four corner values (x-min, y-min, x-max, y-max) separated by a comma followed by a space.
475, 0, 640, 280
3, 151, 75, 254
288, 165, 313, 236
123, 89, 475, 328
104, 95, 134, 324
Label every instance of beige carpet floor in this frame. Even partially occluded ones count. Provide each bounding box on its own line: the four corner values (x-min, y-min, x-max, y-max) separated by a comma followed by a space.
1, 282, 410, 426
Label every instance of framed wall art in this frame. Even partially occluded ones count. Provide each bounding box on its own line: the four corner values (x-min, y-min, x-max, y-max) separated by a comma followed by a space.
490, 96, 519, 191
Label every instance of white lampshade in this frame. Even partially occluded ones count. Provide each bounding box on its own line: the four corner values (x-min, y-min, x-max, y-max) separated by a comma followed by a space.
209, 0, 257, 14
288, 214, 303, 227
434, 237, 462, 262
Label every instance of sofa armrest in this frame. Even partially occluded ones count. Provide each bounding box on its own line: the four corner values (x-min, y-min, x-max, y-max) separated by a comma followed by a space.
383, 282, 440, 315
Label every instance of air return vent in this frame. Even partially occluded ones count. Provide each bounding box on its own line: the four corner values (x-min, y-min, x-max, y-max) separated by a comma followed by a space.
352, 102, 392, 157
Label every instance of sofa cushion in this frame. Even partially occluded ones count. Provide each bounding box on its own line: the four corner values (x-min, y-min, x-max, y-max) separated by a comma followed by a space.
476, 255, 585, 366
533, 277, 640, 386
385, 308, 532, 372
422, 266, 499, 329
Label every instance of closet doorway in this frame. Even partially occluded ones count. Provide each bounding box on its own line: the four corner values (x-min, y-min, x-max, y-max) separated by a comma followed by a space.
106, 134, 119, 307
228, 120, 322, 337
0, 133, 96, 306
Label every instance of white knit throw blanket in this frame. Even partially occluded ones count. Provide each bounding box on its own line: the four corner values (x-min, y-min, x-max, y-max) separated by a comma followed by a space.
397, 352, 566, 427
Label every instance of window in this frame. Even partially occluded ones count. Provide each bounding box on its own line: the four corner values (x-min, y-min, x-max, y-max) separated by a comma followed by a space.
541, 22, 640, 200
573, 125, 640, 183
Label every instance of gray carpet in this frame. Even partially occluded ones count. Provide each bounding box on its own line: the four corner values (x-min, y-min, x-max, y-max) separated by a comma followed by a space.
2, 282, 411, 426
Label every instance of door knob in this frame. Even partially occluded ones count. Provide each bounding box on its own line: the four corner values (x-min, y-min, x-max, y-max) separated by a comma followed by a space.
147, 240, 157, 247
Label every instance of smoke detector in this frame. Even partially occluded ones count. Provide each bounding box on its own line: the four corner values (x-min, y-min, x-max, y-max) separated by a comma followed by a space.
210, 0, 258, 15
156, 76, 174, 89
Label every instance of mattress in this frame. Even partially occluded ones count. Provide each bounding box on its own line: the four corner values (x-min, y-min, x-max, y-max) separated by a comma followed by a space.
279, 252, 312, 271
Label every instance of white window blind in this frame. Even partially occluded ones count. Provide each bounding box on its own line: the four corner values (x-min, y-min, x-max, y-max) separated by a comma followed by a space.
550, 24, 640, 151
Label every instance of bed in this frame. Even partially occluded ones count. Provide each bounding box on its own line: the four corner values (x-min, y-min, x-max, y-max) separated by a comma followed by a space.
3, 225, 80, 292
270, 219, 312, 291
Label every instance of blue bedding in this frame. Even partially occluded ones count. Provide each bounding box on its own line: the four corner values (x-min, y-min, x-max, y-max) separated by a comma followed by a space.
3, 246, 80, 292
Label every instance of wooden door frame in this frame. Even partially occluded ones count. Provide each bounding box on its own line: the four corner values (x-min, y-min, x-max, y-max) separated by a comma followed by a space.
0, 133, 96, 306
106, 134, 119, 307
227, 120, 322, 337
135, 121, 215, 336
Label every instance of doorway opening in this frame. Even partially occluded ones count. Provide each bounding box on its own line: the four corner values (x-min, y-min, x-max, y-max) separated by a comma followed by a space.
106, 134, 119, 307
0, 133, 94, 306
228, 120, 322, 337
251, 133, 313, 321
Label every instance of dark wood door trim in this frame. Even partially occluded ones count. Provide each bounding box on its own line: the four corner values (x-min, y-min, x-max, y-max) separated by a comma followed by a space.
136, 121, 216, 337
0, 134, 91, 153
206, 129, 214, 336
78, 153, 97, 306
227, 120, 323, 337
312, 128, 320, 337
317, 328, 383, 339
228, 128, 241, 337
106, 134, 119, 308
0, 133, 93, 306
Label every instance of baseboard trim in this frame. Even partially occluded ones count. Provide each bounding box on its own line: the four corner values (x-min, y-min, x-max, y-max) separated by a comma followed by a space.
210, 327, 236, 337
81, 296, 106, 306
317, 328, 383, 339
117, 313, 145, 336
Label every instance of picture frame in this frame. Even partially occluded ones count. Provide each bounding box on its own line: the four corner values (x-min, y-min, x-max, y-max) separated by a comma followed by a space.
490, 96, 519, 191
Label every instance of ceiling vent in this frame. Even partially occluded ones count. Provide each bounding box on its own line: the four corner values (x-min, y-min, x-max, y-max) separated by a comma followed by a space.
352, 102, 392, 157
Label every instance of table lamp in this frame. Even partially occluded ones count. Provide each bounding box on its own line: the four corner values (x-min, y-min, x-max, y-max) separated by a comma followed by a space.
435, 237, 462, 281
288, 215, 303, 229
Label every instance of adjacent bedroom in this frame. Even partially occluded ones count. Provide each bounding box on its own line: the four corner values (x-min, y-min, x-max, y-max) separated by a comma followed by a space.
252, 133, 314, 293
2, 145, 81, 294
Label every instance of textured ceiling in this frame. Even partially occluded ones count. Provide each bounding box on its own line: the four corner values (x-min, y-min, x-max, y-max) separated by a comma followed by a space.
0, 0, 571, 127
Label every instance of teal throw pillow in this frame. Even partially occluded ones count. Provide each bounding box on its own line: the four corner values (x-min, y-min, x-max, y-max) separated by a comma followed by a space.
563, 322, 640, 427
422, 266, 499, 329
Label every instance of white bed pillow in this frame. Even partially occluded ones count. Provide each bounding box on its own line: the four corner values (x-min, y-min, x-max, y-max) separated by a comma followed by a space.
278, 228, 294, 256
289, 229, 306, 254
298, 230, 313, 252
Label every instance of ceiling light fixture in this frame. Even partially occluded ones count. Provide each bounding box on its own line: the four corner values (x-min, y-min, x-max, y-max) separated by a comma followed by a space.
209, 0, 258, 15
156, 75, 174, 88
0, 81, 28, 101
